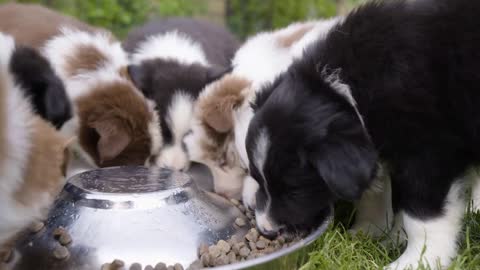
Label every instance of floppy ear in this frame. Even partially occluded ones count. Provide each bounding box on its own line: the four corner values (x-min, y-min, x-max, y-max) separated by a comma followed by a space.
126, 64, 145, 91
199, 76, 250, 133
88, 118, 131, 164
10, 46, 72, 129
206, 65, 233, 84
310, 136, 377, 201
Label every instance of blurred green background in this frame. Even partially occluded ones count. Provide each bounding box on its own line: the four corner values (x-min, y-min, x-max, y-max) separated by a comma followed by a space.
0, 0, 367, 39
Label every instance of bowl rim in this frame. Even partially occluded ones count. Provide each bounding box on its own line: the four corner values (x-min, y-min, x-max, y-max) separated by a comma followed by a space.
210, 213, 333, 270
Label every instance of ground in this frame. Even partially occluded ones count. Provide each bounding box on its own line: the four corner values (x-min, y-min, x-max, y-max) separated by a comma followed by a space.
302, 204, 480, 270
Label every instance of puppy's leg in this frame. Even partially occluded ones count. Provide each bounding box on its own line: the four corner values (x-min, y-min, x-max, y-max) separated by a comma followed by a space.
386, 152, 466, 270
350, 167, 393, 238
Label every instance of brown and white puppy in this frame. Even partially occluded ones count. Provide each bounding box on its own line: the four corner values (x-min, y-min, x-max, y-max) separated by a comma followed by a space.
0, 4, 157, 175
42, 29, 159, 176
0, 33, 70, 262
185, 19, 340, 199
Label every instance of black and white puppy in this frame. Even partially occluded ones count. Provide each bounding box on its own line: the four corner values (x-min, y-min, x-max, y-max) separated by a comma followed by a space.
245, 0, 480, 269
123, 18, 239, 170
9, 44, 71, 128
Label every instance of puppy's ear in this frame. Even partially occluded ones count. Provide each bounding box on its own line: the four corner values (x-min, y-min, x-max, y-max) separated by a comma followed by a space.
88, 118, 131, 164
310, 135, 377, 201
10, 46, 72, 129
199, 76, 250, 133
206, 65, 233, 84
126, 64, 145, 91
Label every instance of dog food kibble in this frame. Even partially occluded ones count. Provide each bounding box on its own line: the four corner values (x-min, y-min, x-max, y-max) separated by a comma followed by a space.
173, 263, 184, 270
166, 266, 174, 270
234, 217, 246, 227
53, 246, 70, 260
53, 227, 66, 237
217, 240, 231, 253
145, 265, 154, 270
237, 205, 246, 213
230, 199, 240, 206
238, 246, 250, 257
196, 200, 301, 267
59, 232, 72, 245
30, 221, 45, 233
186, 260, 202, 270
213, 254, 229, 266
154, 262, 167, 270
256, 239, 267, 249
129, 263, 142, 270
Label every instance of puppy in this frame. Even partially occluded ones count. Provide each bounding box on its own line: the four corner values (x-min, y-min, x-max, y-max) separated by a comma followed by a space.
42, 29, 159, 174
0, 33, 70, 262
123, 18, 239, 170
184, 20, 338, 199
245, 0, 480, 268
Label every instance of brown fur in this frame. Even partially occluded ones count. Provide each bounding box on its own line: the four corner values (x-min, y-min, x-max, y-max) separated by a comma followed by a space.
277, 23, 315, 48
65, 44, 109, 77
0, 3, 108, 48
76, 81, 152, 167
14, 116, 68, 207
199, 75, 250, 133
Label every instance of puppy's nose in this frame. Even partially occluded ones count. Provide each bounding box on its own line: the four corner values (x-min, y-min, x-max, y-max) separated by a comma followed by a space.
258, 228, 279, 240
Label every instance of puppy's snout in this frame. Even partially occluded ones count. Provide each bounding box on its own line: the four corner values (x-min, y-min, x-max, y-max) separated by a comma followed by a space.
258, 227, 279, 240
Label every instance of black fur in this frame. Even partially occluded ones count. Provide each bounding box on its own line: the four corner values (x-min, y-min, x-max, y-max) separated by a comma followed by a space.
123, 18, 239, 148
248, 0, 480, 234
10, 46, 71, 128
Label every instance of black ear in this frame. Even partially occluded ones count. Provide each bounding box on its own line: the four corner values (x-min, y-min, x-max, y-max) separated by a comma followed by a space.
127, 64, 145, 91
310, 135, 377, 201
10, 46, 72, 129
206, 65, 232, 84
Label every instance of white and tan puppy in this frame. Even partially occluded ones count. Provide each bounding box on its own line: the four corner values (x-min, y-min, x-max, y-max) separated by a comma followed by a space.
185, 18, 340, 200
0, 33, 70, 266
42, 28, 159, 176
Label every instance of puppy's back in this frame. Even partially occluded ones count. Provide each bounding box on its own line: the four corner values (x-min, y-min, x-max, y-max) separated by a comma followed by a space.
123, 18, 239, 67
0, 3, 101, 48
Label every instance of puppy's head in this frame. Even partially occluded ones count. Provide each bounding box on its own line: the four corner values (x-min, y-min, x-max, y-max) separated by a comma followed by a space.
43, 28, 157, 167
184, 74, 251, 198
246, 64, 377, 237
75, 80, 154, 167
127, 32, 230, 170
9, 46, 71, 129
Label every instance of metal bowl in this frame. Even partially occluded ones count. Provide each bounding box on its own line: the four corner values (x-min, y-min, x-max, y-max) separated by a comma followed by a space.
10, 165, 331, 270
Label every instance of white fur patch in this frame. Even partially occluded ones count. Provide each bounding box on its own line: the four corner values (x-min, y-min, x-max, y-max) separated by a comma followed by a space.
291, 17, 343, 59
387, 183, 464, 270
154, 92, 194, 170
232, 32, 292, 88
42, 27, 127, 81
147, 100, 162, 156
0, 33, 53, 245
233, 103, 255, 169
242, 175, 259, 209
131, 31, 209, 67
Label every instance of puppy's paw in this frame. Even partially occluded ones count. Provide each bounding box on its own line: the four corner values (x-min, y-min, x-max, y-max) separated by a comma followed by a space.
242, 176, 259, 210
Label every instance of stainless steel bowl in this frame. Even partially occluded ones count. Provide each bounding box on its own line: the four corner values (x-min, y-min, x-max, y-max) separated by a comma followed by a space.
10, 165, 331, 270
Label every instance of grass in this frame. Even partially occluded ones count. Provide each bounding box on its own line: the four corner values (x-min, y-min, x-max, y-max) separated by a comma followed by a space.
301, 203, 480, 270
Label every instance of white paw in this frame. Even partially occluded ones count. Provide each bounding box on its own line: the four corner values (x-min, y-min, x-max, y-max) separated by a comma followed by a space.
242, 175, 259, 210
